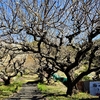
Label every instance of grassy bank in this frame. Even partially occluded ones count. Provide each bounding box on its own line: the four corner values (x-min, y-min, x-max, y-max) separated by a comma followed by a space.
0, 81, 23, 100
0, 74, 38, 100
38, 82, 99, 100
0, 74, 99, 100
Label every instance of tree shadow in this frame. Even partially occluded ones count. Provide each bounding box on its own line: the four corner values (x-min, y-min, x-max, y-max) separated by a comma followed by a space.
31, 96, 47, 100
22, 80, 41, 87
8, 80, 100, 100
79, 98, 100, 100
42, 92, 100, 100
26, 80, 41, 84
42, 92, 66, 98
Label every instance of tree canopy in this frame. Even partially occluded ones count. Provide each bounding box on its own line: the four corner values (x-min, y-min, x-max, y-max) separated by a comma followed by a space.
0, 0, 100, 96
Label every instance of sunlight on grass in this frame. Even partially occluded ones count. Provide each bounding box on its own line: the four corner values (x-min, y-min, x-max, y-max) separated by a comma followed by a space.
0, 81, 23, 99
38, 82, 99, 100
0, 74, 39, 100
71, 92, 98, 100
38, 82, 66, 94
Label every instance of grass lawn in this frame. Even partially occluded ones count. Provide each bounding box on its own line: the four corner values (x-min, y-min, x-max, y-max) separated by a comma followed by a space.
0, 74, 100, 100
0, 81, 23, 100
0, 74, 39, 100
38, 81, 99, 100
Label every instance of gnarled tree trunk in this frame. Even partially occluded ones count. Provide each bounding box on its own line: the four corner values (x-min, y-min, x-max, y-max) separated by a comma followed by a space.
3, 77, 11, 85
66, 80, 73, 96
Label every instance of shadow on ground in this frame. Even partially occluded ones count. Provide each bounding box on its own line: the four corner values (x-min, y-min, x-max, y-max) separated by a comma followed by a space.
26, 80, 40, 84
79, 98, 100, 100
42, 92, 100, 100
5, 80, 46, 100
32, 96, 46, 100
26, 81, 100, 100
6, 80, 100, 100
43, 93, 66, 97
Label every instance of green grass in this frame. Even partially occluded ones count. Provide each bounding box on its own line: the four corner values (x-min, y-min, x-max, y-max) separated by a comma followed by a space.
38, 82, 66, 94
0, 74, 39, 100
38, 82, 99, 100
47, 93, 98, 100
38, 83, 48, 92
0, 74, 99, 100
0, 81, 23, 99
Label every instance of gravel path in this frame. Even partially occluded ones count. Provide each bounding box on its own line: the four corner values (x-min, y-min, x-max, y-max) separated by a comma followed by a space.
5, 81, 46, 100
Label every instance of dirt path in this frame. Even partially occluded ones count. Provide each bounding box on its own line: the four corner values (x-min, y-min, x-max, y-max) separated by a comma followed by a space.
5, 81, 46, 100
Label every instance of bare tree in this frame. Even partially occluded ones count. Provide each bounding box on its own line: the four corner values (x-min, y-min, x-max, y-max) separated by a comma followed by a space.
0, 0, 100, 95
0, 42, 26, 85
